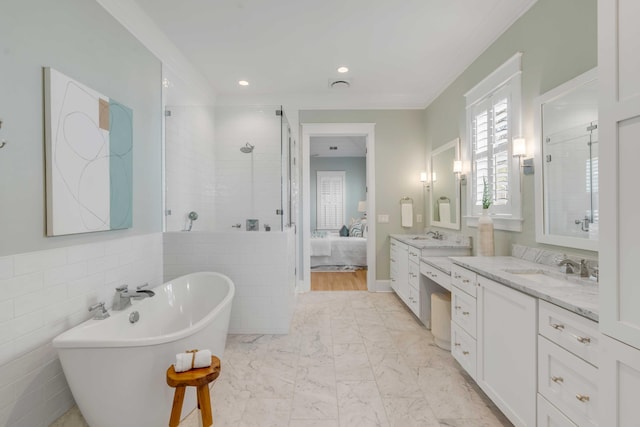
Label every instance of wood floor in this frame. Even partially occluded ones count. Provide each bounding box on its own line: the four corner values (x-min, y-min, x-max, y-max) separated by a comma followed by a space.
310, 269, 367, 291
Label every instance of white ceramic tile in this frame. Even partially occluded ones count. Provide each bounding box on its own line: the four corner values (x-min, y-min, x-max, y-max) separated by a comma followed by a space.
13, 283, 67, 317
383, 397, 440, 427
0, 300, 13, 323
86, 254, 119, 274
11, 310, 44, 337
334, 343, 374, 381
66, 242, 105, 264
1, 271, 43, 300
13, 248, 66, 276
239, 398, 291, 427
44, 262, 87, 287
0, 321, 12, 346
336, 381, 389, 427
0, 257, 12, 280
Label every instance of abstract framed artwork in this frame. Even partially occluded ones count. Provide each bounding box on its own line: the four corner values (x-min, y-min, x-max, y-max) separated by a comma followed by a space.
44, 68, 133, 236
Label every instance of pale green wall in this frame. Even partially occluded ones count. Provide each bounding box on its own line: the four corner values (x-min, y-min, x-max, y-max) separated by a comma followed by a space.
0, 0, 163, 256
424, 0, 597, 258
310, 157, 367, 231
300, 110, 427, 280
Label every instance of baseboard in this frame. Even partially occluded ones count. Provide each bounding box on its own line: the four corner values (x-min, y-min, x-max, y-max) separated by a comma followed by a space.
373, 279, 393, 292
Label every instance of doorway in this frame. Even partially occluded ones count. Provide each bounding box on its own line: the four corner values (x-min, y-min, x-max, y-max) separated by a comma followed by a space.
301, 123, 376, 292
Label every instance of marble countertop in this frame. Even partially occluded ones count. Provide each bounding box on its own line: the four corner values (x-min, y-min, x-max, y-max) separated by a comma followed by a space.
420, 256, 457, 275
390, 234, 472, 250
449, 256, 599, 322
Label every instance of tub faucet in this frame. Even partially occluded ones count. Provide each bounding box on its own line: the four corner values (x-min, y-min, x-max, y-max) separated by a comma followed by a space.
112, 284, 155, 311
88, 302, 110, 320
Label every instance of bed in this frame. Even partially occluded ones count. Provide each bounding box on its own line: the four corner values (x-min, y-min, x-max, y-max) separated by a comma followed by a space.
310, 235, 367, 268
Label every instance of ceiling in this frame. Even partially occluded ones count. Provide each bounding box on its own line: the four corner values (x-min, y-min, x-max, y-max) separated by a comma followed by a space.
136, 0, 538, 108
310, 136, 366, 157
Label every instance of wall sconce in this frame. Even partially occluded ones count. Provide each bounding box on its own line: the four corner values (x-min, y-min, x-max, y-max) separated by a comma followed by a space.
357, 200, 367, 218
453, 160, 466, 185
431, 172, 437, 182
420, 172, 430, 190
512, 137, 534, 175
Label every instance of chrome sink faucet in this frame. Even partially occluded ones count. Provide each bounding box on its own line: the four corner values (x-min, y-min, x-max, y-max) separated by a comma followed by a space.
426, 231, 443, 240
112, 284, 155, 311
556, 257, 589, 278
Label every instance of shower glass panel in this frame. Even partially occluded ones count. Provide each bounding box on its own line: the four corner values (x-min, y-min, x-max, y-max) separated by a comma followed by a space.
164, 104, 289, 231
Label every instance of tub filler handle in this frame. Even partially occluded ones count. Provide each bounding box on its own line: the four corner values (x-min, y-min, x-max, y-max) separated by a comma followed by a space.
88, 302, 110, 320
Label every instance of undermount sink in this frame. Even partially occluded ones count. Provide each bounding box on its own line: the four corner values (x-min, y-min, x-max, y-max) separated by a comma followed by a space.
412, 236, 430, 240
503, 269, 570, 286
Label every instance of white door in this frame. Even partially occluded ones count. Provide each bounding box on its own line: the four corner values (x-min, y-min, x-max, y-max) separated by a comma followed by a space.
599, 0, 640, 350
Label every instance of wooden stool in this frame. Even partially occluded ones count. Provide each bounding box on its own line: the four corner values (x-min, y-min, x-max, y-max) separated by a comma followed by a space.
166, 356, 221, 427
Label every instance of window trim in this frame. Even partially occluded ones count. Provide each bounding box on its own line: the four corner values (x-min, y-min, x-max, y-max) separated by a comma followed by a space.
464, 52, 523, 232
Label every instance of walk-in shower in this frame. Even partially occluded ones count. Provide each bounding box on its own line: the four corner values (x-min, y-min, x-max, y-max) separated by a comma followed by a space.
163, 104, 294, 232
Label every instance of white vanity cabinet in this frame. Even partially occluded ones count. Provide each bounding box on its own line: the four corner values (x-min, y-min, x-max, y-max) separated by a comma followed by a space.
476, 275, 537, 427
389, 238, 420, 317
537, 301, 599, 427
450, 265, 478, 380
390, 239, 408, 301
599, 1, 640, 424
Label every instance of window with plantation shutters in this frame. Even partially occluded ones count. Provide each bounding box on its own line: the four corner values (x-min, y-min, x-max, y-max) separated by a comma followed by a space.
465, 53, 523, 230
316, 171, 345, 230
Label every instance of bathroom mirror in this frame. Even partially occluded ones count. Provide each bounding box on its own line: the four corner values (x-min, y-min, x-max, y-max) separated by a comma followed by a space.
534, 68, 598, 251
430, 138, 461, 230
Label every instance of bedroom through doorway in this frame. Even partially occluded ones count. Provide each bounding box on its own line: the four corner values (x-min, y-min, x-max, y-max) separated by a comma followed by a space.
309, 135, 368, 291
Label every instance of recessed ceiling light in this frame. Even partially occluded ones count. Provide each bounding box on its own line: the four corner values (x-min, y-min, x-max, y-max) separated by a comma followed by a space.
238, 80, 249, 86
337, 66, 349, 73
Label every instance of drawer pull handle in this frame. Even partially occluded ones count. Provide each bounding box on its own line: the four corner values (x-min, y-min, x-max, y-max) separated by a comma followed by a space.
463, 351, 469, 355
462, 279, 470, 283
455, 305, 462, 310
462, 311, 470, 316
391, 259, 396, 262
576, 394, 590, 402
454, 343, 461, 347
454, 273, 461, 279
576, 336, 591, 344
551, 323, 565, 331
551, 376, 564, 384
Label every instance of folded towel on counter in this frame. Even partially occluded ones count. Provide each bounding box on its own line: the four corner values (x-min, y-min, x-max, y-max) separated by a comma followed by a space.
401, 203, 413, 227
174, 349, 212, 373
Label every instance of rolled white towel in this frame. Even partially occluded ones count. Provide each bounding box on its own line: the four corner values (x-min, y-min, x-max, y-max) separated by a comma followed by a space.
174, 349, 212, 373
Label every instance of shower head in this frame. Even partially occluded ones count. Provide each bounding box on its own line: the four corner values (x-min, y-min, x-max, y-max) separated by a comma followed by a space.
188, 211, 198, 221
240, 142, 255, 153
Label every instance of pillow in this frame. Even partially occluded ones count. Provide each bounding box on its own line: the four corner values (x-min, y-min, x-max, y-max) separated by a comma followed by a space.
349, 221, 364, 237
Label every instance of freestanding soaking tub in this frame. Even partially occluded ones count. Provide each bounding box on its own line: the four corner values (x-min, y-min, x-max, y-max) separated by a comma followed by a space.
53, 272, 235, 427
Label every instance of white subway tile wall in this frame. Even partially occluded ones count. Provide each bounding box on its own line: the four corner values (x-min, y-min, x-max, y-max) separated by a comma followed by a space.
214, 106, 283, 231
0, 233, 163, 427
164, 106, 217, 232
164, 230, 296, 334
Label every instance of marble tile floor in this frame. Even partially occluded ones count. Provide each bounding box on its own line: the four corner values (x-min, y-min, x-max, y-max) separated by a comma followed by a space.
52, 291, 512, 427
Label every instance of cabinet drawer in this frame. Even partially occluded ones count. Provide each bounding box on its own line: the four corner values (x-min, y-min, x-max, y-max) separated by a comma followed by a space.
451, 264, 477, 297
452, 288, 476, 337
539, 300, 599, 367
452, 321, 476, 379
408, 246, 421, 264
408, 261, 420, 287
539, 336, 598, 427
407, 286, 420, 317
420, 262, 451, 291
537, 394, 577, 427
